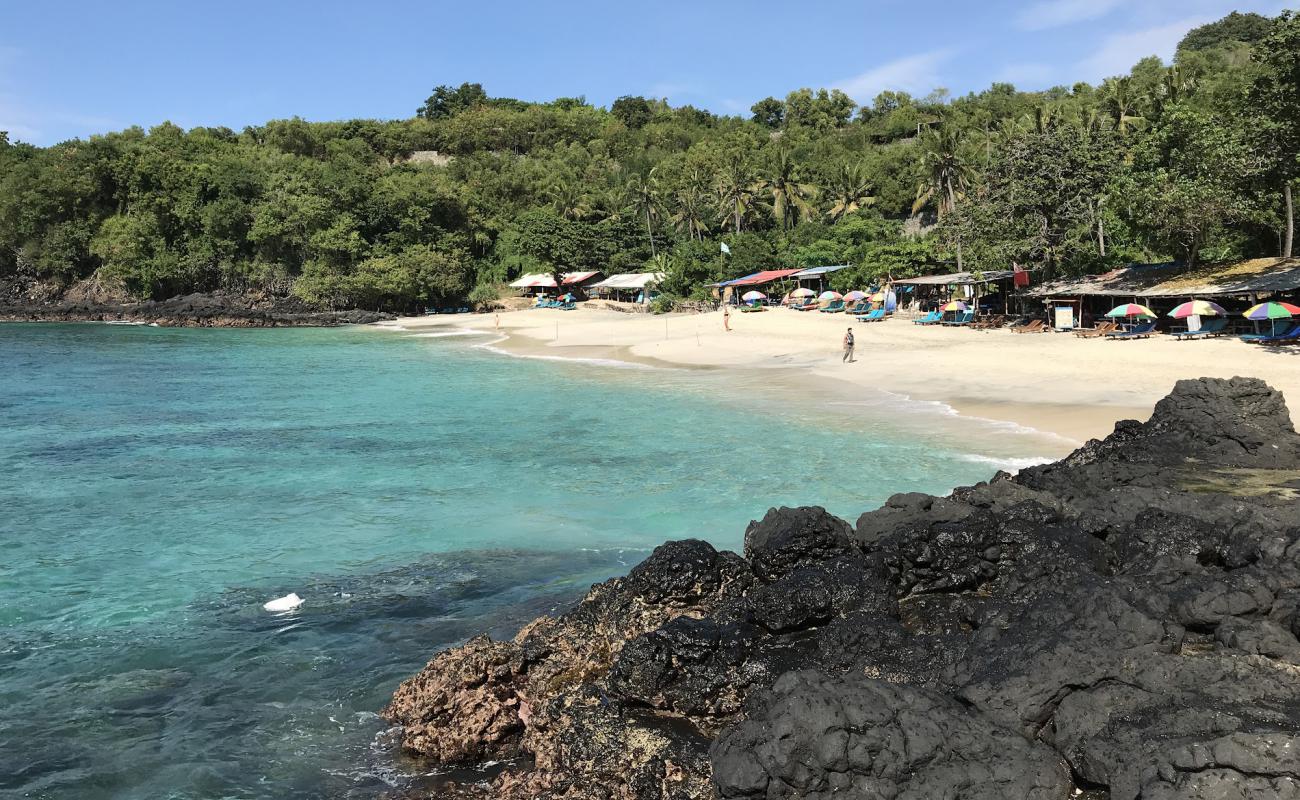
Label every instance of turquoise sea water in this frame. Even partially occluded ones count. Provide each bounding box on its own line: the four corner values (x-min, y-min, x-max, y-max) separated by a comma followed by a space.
0, 322, 1058, 799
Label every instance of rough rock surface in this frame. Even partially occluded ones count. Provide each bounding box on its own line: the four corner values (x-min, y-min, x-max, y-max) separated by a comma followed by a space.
0, 282, 391, 326
384, 377, 1300, 799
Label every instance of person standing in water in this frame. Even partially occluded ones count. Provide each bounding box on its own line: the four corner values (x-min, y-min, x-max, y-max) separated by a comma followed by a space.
842, 327, 855, 363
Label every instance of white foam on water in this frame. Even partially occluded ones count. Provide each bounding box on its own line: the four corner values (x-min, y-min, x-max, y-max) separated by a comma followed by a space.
404, 330, 491, 339
474, 341, 663, 370
956, 454, 1056, 473
263, 592, 303, 612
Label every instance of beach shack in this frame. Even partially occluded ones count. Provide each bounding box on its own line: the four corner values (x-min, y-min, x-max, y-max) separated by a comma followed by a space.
892, 269, 1021, 315
589, 272, 665, 305
1029, 258, 1300, 332
710, 268, 805, 304
509, 270, 605, 299
791, 264, 852, 293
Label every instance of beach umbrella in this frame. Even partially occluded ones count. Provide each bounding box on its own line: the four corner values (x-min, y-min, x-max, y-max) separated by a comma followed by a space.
741, 290, 766, 302
1168, 300, 1225, 318
1105, 303, 1156, 318
869, 290, 887, 302
1243, 301, 1300, 320
560, 293, 575, 301
843, 290, 868, 301
940, 300, 968, 312
790, 287, 816, 298
819, 291, 843, 301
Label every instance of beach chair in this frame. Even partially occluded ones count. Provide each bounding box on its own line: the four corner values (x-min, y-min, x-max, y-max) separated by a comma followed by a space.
971, 315, 1006, 330
1012, 319, 1047, 334
912, 310, 942, 325
942, 311, 974, 326
845, 301, 869, 315
855, 309, 886, 322
1243, 323, 1300, 344
739, 303, 765, 313
819, 300, 845, 313
1172, 318, 1228, 340
559, 301, 576, 310
1072, 321, 1118, 338
792, 300, 818, 311
1105, 320, 1158, 340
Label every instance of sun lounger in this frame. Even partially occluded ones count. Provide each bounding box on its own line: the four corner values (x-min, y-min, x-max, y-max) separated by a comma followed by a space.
1243, 323, 1300, 344
1012, 319, 1047, 334
819, 300, 845, 313
1073, 321, 1119, 338
912, 311, 942, 325
941, 311, 974, 326
845, 301, 869, 315
792, 300, 818, 311
970, 315, 1006, 330
739, 304, 765, 313
855, 309, 886, 322
1105, 320, 1158, 340
1172, 318, 1228, 340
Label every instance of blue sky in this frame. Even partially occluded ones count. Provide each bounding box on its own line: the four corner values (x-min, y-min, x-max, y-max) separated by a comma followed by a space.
1, 0, 1293, 145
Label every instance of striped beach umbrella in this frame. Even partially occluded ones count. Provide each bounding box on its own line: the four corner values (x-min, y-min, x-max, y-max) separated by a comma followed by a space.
940, 300, 967, 312
790, 287, 816, 298
741, 290, 766, 302
1243, 301, 1300, 320
843, 290, 868, 301
1168, 300, 1225, 318
818, 291, 843, 301
869, 290, 888, 302
1105, 303, 1156, 318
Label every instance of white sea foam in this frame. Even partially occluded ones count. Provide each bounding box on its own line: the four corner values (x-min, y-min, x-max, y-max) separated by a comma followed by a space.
263, 592, 303, 612
957, 454, 1055, 473
474, 342, 662, 370
404, 330, 490, 339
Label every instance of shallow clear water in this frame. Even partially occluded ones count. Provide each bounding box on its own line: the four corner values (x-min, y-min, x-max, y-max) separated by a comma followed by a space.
0, 322, 1057, 799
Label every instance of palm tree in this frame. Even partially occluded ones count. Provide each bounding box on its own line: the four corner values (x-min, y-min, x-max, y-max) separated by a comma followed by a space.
547, 178, 588, 220
912, 127, 972, 219
754, 145, 817, 231
715, 153, 758, 234
589, 183, 629, 223
1101, 77, 1145, 136
626, 169, 661, 257
670, 168, 712, 241
824, 162, 875, 222
912, 127, 973, 269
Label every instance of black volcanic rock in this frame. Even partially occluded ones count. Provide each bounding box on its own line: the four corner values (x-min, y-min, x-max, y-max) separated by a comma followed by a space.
385, 378, 1300, 799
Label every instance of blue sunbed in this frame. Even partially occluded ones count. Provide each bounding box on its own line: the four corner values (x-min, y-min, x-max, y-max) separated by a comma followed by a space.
913, 311, 942, 325
855, 309, 886, 322
1172, 318, 1228, 340
1106, 320, 1158, 339
1243, 323, 1300, 344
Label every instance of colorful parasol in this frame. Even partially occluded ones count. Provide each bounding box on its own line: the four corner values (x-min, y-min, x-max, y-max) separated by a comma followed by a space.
741, 290, 766, 302
790, 287, 816, 298
1105, 303, 1156, 318
1168, 300, 1225, 318
819, 291, 843, 301
941, 300, 968, 312
843, 290, 868, 301
1243, 301, 1300, 320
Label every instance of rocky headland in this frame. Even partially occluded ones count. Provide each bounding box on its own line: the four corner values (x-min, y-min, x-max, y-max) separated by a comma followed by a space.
0, 278, 391, 327
384, 377, 1300, 799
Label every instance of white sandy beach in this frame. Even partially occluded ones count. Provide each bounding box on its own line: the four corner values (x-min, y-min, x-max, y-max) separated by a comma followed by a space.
383, 306, 1300, 451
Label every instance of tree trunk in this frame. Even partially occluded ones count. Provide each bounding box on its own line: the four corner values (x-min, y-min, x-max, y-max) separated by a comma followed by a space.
1284, 182, 1294, 259
1097, 197, 1107, 257
645, 210, 656, 258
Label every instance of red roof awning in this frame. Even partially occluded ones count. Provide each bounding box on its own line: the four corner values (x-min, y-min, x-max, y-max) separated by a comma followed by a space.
562, 271, 601, 285
729, 269, 804, 287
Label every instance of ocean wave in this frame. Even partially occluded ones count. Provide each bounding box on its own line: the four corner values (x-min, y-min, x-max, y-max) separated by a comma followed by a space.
474, 342, 661, 370
404, 330, 492, 339
956, 453, 1055, 473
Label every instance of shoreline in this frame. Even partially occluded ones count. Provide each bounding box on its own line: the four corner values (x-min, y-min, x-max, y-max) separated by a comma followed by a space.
379, 306, 1286, 449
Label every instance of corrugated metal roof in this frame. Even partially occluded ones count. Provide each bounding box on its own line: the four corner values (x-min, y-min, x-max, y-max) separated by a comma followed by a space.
727, 268, 805, 287
892, 270, 1017, 286
591, 272, 664, 289
508, 271, 602, 289
792, 264, 852, 277
1030, 259, 1300, 298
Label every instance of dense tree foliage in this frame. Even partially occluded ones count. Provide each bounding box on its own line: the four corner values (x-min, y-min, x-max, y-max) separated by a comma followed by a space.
1, 11, 1297, 310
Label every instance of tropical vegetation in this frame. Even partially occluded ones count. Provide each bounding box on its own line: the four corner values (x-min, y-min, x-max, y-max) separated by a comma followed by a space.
0, 10, 1296, 310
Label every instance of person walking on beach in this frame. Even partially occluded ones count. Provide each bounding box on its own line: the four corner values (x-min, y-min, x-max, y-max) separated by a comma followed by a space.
842, 327, 855, 363
723, 304, 732, 332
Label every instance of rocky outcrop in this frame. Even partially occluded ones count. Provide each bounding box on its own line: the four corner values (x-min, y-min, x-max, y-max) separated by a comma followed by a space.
0, 284, 391, 326
384, 377, 1300, 799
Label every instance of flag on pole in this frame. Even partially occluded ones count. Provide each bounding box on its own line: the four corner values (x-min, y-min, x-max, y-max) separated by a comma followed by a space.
1012, 263, 1030, 288
720, 242, 731, 255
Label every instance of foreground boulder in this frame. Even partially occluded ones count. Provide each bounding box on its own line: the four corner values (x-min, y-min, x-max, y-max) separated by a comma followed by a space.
384, 377, 1300, 799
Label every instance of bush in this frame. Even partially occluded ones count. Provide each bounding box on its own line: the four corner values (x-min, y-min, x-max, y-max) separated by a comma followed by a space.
649, 294, 677, 314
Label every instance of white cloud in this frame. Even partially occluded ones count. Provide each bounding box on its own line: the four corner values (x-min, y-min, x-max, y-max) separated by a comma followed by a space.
1077, 16, 1212, 81
833, 49, 956, 104
1015, 0, 1124, 31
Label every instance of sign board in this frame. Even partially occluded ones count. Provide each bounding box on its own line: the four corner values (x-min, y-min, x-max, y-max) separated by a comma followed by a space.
1053, 306, 1075, 330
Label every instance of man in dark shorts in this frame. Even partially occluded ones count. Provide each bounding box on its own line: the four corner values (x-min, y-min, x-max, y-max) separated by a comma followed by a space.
843, 327, 855, 363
